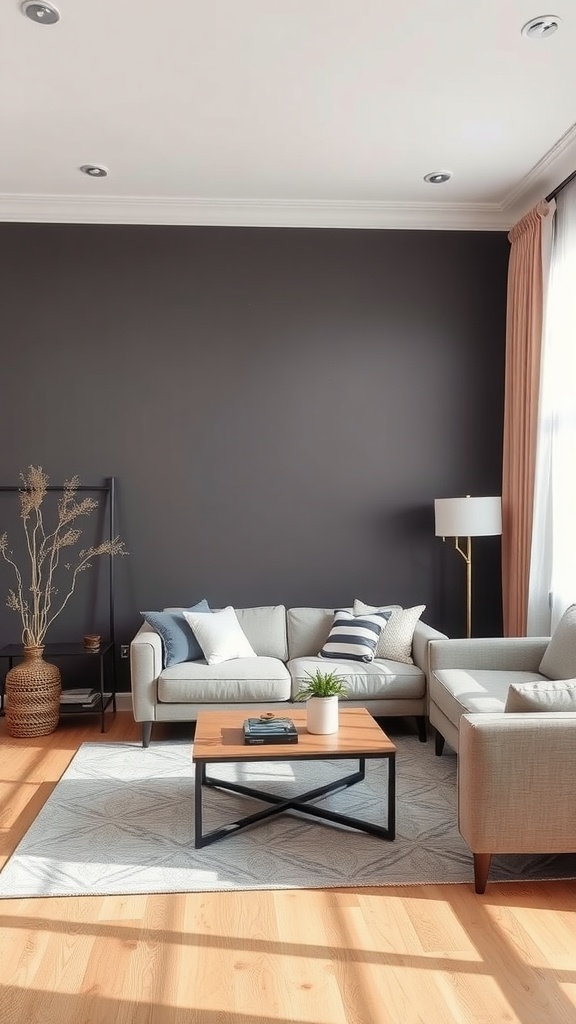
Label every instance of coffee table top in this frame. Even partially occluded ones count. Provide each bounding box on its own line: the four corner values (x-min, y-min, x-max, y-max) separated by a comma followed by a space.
193, 707, 396, 763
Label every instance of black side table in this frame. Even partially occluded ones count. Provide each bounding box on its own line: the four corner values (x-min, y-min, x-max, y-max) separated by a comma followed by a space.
0, 642, 117, 732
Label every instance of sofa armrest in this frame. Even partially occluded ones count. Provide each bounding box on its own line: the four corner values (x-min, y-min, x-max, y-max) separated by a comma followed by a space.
130, 623, 162, 723
412, 620, 448, 673
458, 713, 576, 853
429, 636, 549, 673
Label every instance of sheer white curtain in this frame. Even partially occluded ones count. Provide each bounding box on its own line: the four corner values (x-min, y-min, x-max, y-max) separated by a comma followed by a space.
528, 179, 576, 634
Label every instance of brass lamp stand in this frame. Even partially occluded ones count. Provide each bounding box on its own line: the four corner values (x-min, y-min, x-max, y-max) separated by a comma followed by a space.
450, 534, 473, 639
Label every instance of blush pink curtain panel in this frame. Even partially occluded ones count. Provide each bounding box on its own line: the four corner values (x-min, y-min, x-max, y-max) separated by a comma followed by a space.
502, 200, 555, 637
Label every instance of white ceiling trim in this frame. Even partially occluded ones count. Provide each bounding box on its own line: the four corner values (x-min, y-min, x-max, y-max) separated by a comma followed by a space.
502, 121, 576, 225
0, 193, 511, 231
0, 126, 574, 233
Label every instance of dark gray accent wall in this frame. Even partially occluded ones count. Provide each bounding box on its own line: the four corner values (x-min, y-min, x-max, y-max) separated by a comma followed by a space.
0, 223, 508, 684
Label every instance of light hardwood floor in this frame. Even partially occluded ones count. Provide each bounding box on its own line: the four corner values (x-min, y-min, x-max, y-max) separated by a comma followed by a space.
1, 710, 575, 1024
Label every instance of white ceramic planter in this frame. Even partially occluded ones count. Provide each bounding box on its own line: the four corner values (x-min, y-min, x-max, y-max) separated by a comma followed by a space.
306, 695, 339, 734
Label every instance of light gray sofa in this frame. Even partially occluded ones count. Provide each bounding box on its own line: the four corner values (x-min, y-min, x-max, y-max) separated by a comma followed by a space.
428, 603, 576, 892
130, 604, 446, 747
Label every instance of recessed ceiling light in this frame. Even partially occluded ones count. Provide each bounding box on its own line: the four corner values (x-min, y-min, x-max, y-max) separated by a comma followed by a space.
521, 15, 561, 39
79, 165, 109, 178
423, 171, 452, 184
21, 1, 60, 25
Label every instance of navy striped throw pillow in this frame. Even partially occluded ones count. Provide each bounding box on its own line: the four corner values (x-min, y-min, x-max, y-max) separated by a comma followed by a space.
319, 609, 391, 663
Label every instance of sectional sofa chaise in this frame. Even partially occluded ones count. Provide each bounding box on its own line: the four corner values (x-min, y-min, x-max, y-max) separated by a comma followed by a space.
428, 603, 576, 892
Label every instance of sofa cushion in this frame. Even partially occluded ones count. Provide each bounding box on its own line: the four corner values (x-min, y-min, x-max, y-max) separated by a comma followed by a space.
353, 600, 425, 664
142, 599, 210, 667
183, 606, 256, 665
431, 668, 547, 729
539, 604, 576, 679
319, 609, 391, 663
289, 657, 425, 701
505, 678, 576, 712
158, 657, 291, 703
232, 605, 288, 660
287, 607, 351, 660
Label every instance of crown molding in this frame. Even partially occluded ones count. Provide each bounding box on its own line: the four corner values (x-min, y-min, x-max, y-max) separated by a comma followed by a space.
0, 193, 511, 231
501, 121, 576, 224
3, 122, 575, 234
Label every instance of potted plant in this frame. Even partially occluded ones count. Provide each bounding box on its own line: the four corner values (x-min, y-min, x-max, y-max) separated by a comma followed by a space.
0, 467, 127, 737
295, 668, 348, 734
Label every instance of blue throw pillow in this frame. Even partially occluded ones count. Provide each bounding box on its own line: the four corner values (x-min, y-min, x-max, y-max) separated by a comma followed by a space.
141, 599, 210, 667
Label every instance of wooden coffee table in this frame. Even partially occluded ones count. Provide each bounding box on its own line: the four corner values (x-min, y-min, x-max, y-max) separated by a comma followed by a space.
192, 707, 396, 849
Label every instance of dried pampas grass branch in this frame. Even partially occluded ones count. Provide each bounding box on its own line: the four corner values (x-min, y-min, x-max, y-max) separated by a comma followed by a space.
0, 466, 128, 647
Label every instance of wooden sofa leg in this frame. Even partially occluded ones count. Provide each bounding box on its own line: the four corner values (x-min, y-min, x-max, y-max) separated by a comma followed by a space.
416, 716, 427, 742
434, 729, 445, 756
142, 722, 153, 748
473, 853, 492, 894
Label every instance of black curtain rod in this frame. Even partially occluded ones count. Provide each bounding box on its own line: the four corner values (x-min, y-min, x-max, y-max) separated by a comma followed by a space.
546, 168, 576, 202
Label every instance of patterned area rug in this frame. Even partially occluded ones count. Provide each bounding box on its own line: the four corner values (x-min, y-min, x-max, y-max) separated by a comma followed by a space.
1, 730, 575, 897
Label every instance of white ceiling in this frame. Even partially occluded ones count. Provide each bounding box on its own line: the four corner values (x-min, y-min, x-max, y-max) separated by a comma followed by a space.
1, 0, 575, 230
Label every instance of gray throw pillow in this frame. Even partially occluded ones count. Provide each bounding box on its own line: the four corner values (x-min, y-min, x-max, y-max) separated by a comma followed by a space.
353, 600, 424, 664
142, 599, 210, 667
539, 603, 576, 679
505, 679, 576, 713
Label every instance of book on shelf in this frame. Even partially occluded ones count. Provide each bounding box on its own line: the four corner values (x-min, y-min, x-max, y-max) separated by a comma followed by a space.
60, 688, 100, 707
243, 717, 298, 745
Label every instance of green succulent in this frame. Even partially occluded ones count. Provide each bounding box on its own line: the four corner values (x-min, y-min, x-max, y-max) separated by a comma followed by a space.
294, 668, 349, 701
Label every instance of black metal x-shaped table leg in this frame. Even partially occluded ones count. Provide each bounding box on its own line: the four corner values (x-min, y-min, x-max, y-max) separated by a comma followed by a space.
194, 756, 395, 848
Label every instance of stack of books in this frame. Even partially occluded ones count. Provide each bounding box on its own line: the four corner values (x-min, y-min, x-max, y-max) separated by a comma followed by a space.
59, 688, 101, 709
243, 717, 298, 745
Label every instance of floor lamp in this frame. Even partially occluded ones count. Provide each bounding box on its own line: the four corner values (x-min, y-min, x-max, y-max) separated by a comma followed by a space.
434, 495, 502, 638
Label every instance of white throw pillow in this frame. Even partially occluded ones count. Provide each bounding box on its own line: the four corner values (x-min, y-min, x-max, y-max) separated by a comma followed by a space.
353, 599, 425, 664
183, 606, 257, 665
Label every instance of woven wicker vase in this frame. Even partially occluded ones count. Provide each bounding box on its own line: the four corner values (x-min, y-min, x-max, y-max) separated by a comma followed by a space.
5, 646, 61, 737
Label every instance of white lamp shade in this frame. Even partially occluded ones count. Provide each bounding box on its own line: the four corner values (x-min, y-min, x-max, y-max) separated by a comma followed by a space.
434, 496, 502, 538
